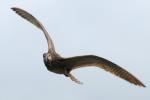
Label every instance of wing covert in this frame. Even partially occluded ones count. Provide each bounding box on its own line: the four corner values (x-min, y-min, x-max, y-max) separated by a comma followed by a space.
11, 7, 59, 58
64, 55, 145, 87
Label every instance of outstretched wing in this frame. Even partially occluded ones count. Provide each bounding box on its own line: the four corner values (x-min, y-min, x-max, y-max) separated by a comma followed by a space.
64, 55, 145, 87
11, 7, 59, 58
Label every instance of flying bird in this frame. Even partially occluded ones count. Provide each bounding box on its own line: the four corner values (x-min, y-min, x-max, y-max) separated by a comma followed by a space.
11, 7, 145, 87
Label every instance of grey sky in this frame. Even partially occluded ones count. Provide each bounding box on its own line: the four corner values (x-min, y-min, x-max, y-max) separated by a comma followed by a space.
0, 0, 149, 100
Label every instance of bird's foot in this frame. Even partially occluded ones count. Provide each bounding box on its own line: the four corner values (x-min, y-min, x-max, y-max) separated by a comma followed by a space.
68, 73, 83, 85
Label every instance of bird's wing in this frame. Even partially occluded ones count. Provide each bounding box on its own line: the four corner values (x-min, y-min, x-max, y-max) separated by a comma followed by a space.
64, 55, 145, 87
11, 7, 59, 58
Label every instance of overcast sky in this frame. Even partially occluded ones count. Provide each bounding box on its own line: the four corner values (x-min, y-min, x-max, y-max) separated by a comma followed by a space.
0, 0, 149, 100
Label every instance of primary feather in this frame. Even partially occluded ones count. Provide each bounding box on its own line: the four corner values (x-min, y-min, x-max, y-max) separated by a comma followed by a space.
11, 7, 59, 58
11, 7, 145, 87
64, 55, 145, 87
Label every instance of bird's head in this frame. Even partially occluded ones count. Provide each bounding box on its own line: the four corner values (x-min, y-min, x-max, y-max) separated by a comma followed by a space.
43, 52, 52, 62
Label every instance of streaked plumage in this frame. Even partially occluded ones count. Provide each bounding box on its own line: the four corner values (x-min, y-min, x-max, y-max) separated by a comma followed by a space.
11, 7, 145, 87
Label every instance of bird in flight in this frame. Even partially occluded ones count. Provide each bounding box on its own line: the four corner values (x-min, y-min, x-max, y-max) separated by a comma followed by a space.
11, 7, 145, 87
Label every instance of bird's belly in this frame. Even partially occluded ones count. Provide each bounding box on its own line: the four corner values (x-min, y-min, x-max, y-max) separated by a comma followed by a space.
44, 62, 65, 74
47, 66, 65, 74
44, 59, 66, 74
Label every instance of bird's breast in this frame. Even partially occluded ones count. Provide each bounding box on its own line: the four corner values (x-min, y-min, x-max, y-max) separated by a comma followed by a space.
44, 59, 66, 74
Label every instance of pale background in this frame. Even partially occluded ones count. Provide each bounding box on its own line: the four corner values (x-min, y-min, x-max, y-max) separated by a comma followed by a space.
0, 0, 149, 100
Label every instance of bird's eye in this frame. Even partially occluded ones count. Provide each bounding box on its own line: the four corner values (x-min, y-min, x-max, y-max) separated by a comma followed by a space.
48, 54, 52, 60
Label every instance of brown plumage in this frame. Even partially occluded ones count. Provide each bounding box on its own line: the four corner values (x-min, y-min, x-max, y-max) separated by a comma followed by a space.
11, 7, 145, 87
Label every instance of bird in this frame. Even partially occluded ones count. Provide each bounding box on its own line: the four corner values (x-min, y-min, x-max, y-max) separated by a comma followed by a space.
11, 7, 145, 87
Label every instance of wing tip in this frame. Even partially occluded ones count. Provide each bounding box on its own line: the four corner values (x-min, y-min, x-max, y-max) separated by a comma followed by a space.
137, 82, 146, 88
11, 7, 25, 13
132, 79, 146, 88
11, 7, 18, 11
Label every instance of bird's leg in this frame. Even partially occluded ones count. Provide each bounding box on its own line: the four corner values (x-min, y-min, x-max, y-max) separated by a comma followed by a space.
63, 67, 83, 84
68, 73, 83, 85
64, 67, 70, 77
